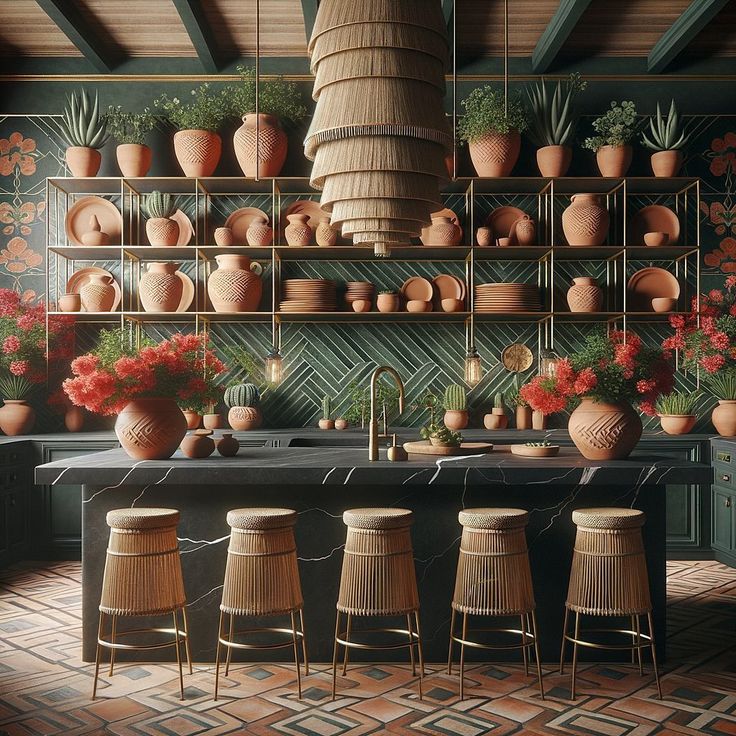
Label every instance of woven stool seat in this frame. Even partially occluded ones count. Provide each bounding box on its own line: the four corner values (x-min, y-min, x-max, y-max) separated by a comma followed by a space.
106, 507, 180, 530
226, 507, 297, 531
572, 507, 645, 530
342, 507, 413, 531
458, 507, 529, 531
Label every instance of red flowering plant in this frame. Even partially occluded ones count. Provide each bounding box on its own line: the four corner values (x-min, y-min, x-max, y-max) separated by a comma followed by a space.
63, 328, 225, 416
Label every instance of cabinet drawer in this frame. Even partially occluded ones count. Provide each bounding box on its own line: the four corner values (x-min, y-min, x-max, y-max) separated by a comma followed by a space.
714, 464, 736, 488
712, 487, 734, 552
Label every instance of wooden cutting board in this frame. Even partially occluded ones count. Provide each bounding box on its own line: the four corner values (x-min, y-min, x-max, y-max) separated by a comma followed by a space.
402, 441, 493, 456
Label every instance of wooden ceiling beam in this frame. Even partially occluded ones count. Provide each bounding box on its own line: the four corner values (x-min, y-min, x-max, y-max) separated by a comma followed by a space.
301, 0, 319, 43
171, 0, 221, 74
648, 0, 729, 73
531, 0, 593, 74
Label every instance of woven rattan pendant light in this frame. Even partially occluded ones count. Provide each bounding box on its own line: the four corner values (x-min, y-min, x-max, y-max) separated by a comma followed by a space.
306, 0, 450, 255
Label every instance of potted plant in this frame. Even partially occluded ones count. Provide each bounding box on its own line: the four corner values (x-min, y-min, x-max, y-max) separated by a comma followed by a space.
421, 422, 463, 448
583, 100, 638, 177
707, 371, 736, 436
509, 386, 532, 430
228, 65, 308, 178
143, 191, 179, 246
224, 382, 262, 430
52, 90, 109, 177
656, 390, 699, 435
443, 383, 468, 430
377, 290, 400, 313
319, 395, 335, 429
345, 381, 370, 429
526, 73, 587, 177
181, 361, 223, 431
106, 105, 157, 177
154, 83, 231, 177
458, 85, 528, 177
63, 329, 225, 459
0, 376, 35, 436
483, 391, 509, 429
641, 99, 690, 177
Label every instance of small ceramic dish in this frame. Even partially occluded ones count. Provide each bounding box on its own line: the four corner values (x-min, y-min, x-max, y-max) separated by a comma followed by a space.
351, 299, 372, 313
441, 298, 464, 312
644, 231, 669, 247
652, 297, 677, 312
510, 444, 560, 458
406, 299, 431, 312
497, 237, 512, 247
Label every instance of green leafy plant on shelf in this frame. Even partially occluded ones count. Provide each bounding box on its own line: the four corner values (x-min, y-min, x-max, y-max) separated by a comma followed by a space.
706, 369, 736, 401
322, 395, 332, 420
142, 190, 178, 220
344, 381, 369, 428
154, 83, 232, 132
583, 100, 638, 151
52, 90, 109, 149
105, 106, 158, 145
493, 391, 506, 410
228, 65, 309, 125
457, 85, 528, 141
0, 375, 33, 401
641, 99, 690, 152
526, 73, 587, 147
655, 390, 699, 416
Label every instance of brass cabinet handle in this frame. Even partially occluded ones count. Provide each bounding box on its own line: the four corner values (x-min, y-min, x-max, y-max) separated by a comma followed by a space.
722, 474, 731, 483
726, 498, 732, 508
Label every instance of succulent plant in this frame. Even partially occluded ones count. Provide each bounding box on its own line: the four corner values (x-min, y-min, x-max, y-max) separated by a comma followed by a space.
655, 390, 699, 416
444, 383, 467, 411
583, 100, 638, 151
379, 289, 397, 295
53, 90, 109, 149
493, 391, 506, 409
641, 100, 690, 152
525, 73, 587, 147
429, 425, 463, 446
0, 375, 32, 401
322, 395, 332, 420
224, 382, 260, 408
143, 190, 178, 220
525, 440, 552, 447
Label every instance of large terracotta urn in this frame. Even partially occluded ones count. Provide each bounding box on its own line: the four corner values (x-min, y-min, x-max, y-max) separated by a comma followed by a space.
596, 144, 632, 177
712, 400, 736, 436
567, 277, 603, 313
233, 114, 288, 178
207, 253, 262, 312
568, 397, 642, 460
80, 273, 115, 312
562, 194, 610, 247
66, 146, 101, 177
173, 129, 221, 177
0, 400, 35, 436
115, 398, 187, 460
469, 130, 521, 177
139, 262, 183, 313
116, 143, 152, 177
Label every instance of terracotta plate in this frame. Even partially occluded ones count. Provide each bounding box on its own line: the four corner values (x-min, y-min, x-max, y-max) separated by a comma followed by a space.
432, 274, 463, 302
627, 267, 680, 311
65, 196, 122, 247
403, 440, 493, 456
420, 207, 463, 245
225, 207, 270, 244
485, 206, 526, 239
281, 200, 327, 233
65, 267, 122, 311
401, 276, 433, 302
629, 205, 680, 246
176, 271, 195, 312
510, 444, 560, 457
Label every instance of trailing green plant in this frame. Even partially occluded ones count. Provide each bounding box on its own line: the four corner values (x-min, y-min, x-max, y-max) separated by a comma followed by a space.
322, 395, 332, 420
0, 374, 33, 401
583, 100, 638, 151
655, 390, 699, 416
228, 65, 308, 125
143, 191, 177, 219
493, 391, 505, 409
444, 383, 467, 411
106, 106, 157, 145
53, 90, 109, 149
344, 381, 369, 427
525, 440, 552, 447
641, 99, 690, 152
458, 85, 528, 142
706, 369, 736, 401
224, 382, 260, 409
525, 73, 587, 147
154, 83, 231, 132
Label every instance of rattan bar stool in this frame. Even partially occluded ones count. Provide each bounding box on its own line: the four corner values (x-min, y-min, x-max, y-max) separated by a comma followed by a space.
560, 507, 661, 699
94, 508, 190, 700
214, 508, 307, 700
333, 508, 424, 699
447, 508, 544, 699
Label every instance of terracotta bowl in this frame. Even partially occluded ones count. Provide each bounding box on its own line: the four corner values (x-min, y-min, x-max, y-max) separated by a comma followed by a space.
652, 297, 677, 312
644, 231, 669, 247
497, 237, 512, 247
441, 298, 464, 313
351, 299, 372, 313
406, 299, 431, 313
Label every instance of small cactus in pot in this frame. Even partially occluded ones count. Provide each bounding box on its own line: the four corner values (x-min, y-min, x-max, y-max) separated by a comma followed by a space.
443, 383, 468, 430
144, 190, 180, 246
484, 391, 509, 430
319, 395, 335, 430
225, 382, 262, 431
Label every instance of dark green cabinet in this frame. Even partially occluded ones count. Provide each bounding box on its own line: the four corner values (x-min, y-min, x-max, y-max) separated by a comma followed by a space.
0, 442, 31, 568
710, 438, 736, 567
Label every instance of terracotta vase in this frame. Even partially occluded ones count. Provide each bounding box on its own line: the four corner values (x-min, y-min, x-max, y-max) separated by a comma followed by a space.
0, 400, 35, 436
319, 418, 335, 430
183, 409, 201, 430
567, 276, 603, 313
377, 293, 399, 313
64, 405, 85, 432
537, 145, 572, 177
116, 143, 152, 177
203, 413, 223, 430
651, 150, 683, 177
712, 400, 736, 436
444, 409, 468, 430
139, 262, 182, 313
115, 398, 187, 460
285, 214, 312, 246
208, 254, 262, 312
173, 129, 221, 177
562, 194, 610, 247
246, 218, 273, 246
659, 414, 696, 436
352, 299, 371, 313
80, 273, 115, 312
532, 410, 547, 430
334, 418, 348, 430
483, 410, 508, 430
228, 406, 262, 431
315, 218, 339, 246
59, 293, 81, 312
596, 144, 632, 177
65, 146, 101, 177
214, 227, 234, 246
476, 227, 493, 246
146, 217, 180, 246
568, 397, 642, 460
216, 433, 239, 457
512, 216, 536, 246
516, 405, 532, 430
233, 114, 288, 178
180, 430, 215, 459
426, 216, 462, 246
469, 130, 521, 177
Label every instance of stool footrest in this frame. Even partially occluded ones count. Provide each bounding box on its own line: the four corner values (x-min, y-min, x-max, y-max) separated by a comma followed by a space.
98, 626, 187, 652
451, 627, 537, 652
337, 627, 420, 652
220, 626, 304, 652
564, 627, 653, 651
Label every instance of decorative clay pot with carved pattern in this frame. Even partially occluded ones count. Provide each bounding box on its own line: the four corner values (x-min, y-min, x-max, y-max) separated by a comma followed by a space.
562, 194, 609, 247
115, 398, 187, 460
139, 262, 182, 313
568, 397, 642, 460
468, 130, 521, 177
233, 114, 288, 178
173, 129, 222, 177
207, 254, 262, 313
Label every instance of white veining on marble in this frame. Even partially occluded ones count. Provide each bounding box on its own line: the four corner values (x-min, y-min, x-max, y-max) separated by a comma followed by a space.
343, 467, 357, 484
130, 467, 174, 507
82, 460, 147, 504
416, 535, 461, 583
298, 543, 345, 562
321, 467, 337, 485
178, 533, 230, 554
187, 584, 224, 608
428, 455, 480, 484
402, 468, 432, 485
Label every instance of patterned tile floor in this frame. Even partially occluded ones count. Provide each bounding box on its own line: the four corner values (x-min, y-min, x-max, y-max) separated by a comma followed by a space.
0, 560, 734, 735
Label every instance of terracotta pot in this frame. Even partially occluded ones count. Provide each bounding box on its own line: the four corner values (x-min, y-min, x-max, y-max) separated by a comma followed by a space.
316, 218, 339, 246
444, 409, 468, 430
406, 300, 431, 313
483, 411, 508, 430
285, 214, 312, 246
0, 400, 35, 436
426, 216, 462, 246
246, 218, 273, 246
183, 409, 202, 430
377, 293, 399, 313
116, 143, 152, 177
59, 293, 81, 312
712, 400, 736, 436
64, 405, 85, 432
352, 299, 371, 313
203, 413, 223, 430
441, 298, 464, 313
497, 237, 512, 247
208, 253, 262, 312
562, 194, 610, 247
216, 433, 239, 457
233, 114, 288, 178
644, 232, 668, 247
469, 130, 521, 177
115, 398, 187, 460
80, 273, 115, 312
659, 414, 696, 436
650, 150, 683, 177
180, 430, 215, 459
568, 397, 642, 460
532, 410, 547, 431
228, 406, 262, 431
146, 217, 179, 246
319, 418, 335, 430
65, 146, 101, 177
512, 216, 536, 246
515, 405, 532, 430
214, 227, 234, 246
173, 129, 221, 177
596, 144, 632, 177
476, 227, 493, 246
335, 418, 349, 430
537, 145, 572, 177
139, 262, 182, 313
567, 276, 603, 313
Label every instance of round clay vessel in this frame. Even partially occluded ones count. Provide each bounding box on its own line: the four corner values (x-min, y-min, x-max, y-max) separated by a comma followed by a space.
596, 144, 632, 177
496, 237, 512, 247
246, 218, 273, 246
228, 406, 262, 431
80, 215, 110, 246
116, 143, 152, 177
537, 144, 572, 177
180, 429, 215, 459
376, 293, 399, 313
334, 418, 348, 430
568, 397, 642, 460
203, 413, 224, 430
644, 231, 669, 247
476, 227, 493, 246
426, 216, 462, 246
214, 227, 234, 246
80, 273, 115, 312
567, 276, 603, 313
115, 398, 187, 460
469, 130, 520, 177
216, 433, 239, 457
233, 114, 287, 178
515, 405, 532, 430
352, 299, 371, 313
562, 194, 610, 246
59, 293, 81, 312
208, 253, 262, 312
64, 405, 85, 432
651, 150, 682, 178
512, 216, 536, 246
285, 214, 312, 246
319, 418, 335, 430
173, 129, 221, 177
652, 297, 677, 313
406, 299, 430, 313
146, 217, 180, 246
0, 400, 35, 436
532, 410, 547, 430
483, 412, 508, 430
316, 217, 339, 246
713, 401, 736, 436
441, 298, 464, 312
65, 146, 101, 177
659, 414, 696, 436
444, 409, 468, 430
183, 409, 201, 430
139, 262, 182, 313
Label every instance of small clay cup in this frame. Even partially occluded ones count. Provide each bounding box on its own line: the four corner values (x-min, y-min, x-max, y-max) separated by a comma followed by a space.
497, 237, 512, 247
214, 227, 234, 246
351, 299, 372, 313
441, 298, 464, 313
203, 413, 224, 429
59, 293, 81, 312
476, 227, 493, 246
334, 418, 349, 430
180, 429, 215, 459
644, 231, 669, 247
652, 297, 677, 313
406, 299, 431, 312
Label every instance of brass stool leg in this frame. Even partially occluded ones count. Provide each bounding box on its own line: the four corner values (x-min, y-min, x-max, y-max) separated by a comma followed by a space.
520, 614, 529, 676
447, 608, 456, 675
531, 610, 545, 700
290, 610, 302, 699
414, 610, 425, 700
634, 615, 643, 675
172, 609, 184, 700
92, 611, 105, 699
108, 614, 117, 677
299, 609, 309, 676
459, 612, 468, 700
341, 613, 352, 676
214, 610, 224, 701
559, 607, 569, 675
331, 610, 341, 700
181, 606, 193, 675
224, 614, 234, 677
570, 611, 580, 700
406, 614, 416, 677
647, 612, 663, 699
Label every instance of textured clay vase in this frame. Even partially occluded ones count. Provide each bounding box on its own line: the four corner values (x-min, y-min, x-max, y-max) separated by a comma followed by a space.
228, 406, 262, 431
483, 409, 508, 430
512, 216, 536, 246
214, 227, 234, 246
469, 130, 521, 177
182, 409, 202, 430
660, 414, 696, 435
377, 293, 400, 313
246, 218, 273, 246
139, 262, 182, 313
233, 114, 288, 178
562, 194, 610, 246
66, 146, 101, 177
64, 405, 85, 432
515, 405, 532, 430
203, 413, 223, 430
285, 214, 312, 246
476, 227, 493, 246
567, 276, 603, 313
59, 293, 81, 312
427, 216, 462, 246
651, 150, 683, 177
115, 398, 188, 460
216, 433, 239, 457
532, 410, 547, 430
315, 217, 339, 246
80, 273, 115, 312
180, 429, 215, 459
208, 254, 262, 312
173, 129, 221, 177
568, 397, 642, 460
116, 143, 152, 177
146, 217, 180, 246
444, 409, 468, 430
596, 144, 632, 177
0, 400, 35, 436
712, 401, 736, 436
537, 145, 572, 177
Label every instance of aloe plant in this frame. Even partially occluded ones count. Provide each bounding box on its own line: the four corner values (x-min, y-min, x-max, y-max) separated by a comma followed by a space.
53, 90, 109, 149
143, 191, 177, 219
655, 390, 699, 416
0, 375, 32, 401
641, 100, 690, 152
526, 73, 587, 147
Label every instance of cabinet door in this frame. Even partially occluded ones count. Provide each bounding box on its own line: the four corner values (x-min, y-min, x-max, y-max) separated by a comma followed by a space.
712, 488, 734, 552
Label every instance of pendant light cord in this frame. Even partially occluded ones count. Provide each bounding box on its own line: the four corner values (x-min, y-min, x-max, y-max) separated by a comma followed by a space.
255, 0, 260, 181
504, 0, 509, 117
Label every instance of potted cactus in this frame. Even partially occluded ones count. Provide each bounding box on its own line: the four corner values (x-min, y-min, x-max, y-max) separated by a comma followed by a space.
143, 191, 179, 246
641, 100, 689, 177
106, 105, 157, 177
52, 90, 109, 177
224, 382, 262, 430
319, 395, 335, 430
484, 391, 509, 430
443, 383, 468, 430
583, 100, 638, 177
376, 290, 400, 313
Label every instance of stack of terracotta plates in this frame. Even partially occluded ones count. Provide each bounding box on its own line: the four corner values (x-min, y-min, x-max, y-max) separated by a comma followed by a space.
475, 283, 540, 312
280, 279, 337, 312
345, 281, 374, 305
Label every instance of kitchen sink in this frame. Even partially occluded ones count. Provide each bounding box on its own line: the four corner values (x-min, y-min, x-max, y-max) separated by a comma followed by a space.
287, 436, 368, 447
